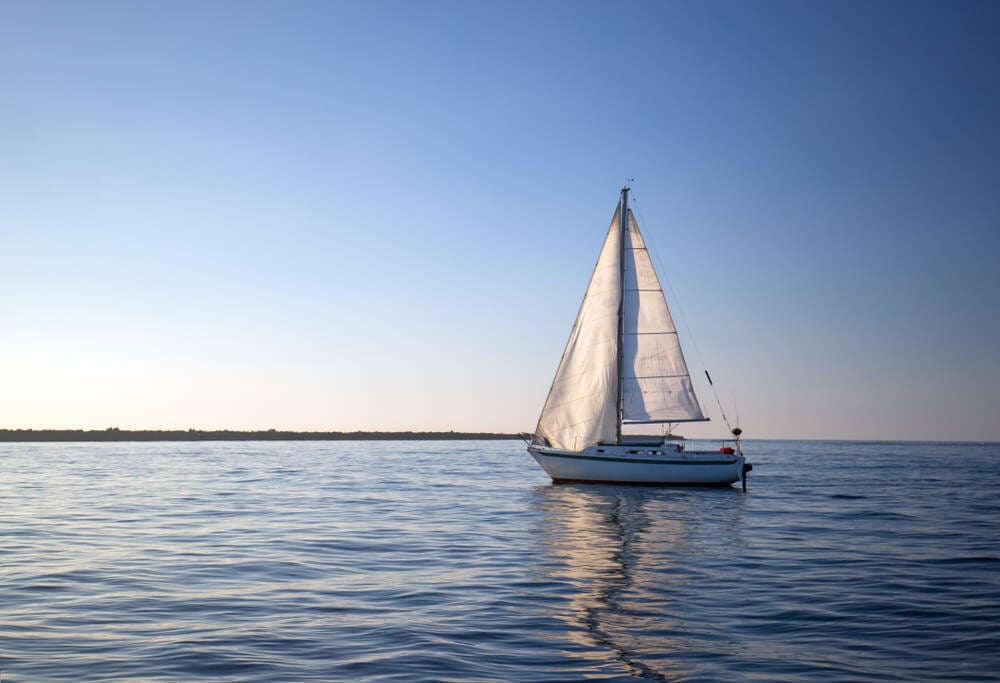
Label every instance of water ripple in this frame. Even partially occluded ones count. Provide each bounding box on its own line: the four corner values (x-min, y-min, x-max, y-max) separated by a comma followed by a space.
1, 440, 998, 681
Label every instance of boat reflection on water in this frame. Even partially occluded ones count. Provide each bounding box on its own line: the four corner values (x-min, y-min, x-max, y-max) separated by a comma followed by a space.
532, 483, 745, 680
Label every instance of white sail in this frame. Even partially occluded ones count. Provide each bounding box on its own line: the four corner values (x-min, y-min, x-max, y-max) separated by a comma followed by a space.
534, 196, 705, 452
620, 210, 706, 424
533, 206, 623, 451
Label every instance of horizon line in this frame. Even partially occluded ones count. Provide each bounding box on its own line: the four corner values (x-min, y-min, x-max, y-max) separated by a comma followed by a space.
0, 428, 996, 446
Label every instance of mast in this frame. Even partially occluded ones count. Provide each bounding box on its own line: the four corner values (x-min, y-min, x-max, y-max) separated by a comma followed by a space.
615, 185, 629, 443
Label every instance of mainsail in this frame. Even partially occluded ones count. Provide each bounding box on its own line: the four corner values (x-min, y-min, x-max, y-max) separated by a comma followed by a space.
620, 210, 706, 425
534, 194, 705, 451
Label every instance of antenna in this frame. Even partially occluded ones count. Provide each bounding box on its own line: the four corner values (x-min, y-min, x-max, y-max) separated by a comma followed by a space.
705, 370, 733, 433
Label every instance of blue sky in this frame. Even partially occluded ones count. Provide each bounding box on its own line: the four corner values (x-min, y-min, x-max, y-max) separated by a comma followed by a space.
2, 0, 998, 440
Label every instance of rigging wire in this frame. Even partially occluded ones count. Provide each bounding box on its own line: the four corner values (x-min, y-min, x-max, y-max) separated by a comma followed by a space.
630, 190, 735, 434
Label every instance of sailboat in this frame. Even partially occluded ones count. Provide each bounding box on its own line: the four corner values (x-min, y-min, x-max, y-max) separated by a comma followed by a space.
526, 186, 751, 486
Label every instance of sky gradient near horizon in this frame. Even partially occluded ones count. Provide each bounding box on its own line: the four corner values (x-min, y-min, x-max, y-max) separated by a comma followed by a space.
3, 1, 999, 441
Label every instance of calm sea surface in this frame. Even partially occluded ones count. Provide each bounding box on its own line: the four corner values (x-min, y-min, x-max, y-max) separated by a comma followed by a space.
1, 440, 998, 681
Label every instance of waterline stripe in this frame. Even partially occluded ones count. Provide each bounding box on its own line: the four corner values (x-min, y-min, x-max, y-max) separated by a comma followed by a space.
531, 449, 736, 466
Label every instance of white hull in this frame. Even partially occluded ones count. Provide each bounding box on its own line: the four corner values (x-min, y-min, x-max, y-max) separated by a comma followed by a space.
528, 444, 744, 485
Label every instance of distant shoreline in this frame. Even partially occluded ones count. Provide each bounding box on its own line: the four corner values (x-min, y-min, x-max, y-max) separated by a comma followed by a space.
0, 429, 521, 443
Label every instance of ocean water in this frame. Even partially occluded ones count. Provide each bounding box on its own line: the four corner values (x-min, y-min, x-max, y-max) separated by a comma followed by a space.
1, 440, 998, 682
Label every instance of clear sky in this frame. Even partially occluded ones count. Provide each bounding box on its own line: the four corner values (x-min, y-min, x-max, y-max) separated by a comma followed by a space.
2, 0, 998, 441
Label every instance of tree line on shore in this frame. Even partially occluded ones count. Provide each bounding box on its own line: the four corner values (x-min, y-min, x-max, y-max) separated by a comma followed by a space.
0, 428, 520, 442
